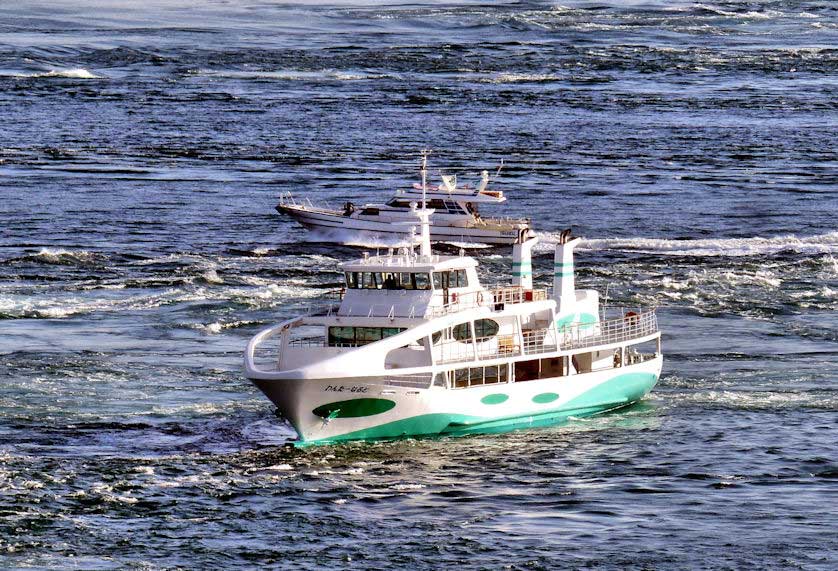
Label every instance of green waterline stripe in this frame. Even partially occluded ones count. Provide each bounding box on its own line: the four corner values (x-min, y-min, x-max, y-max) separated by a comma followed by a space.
512, 262, 532, 267
553, 262, 574, 267
554, 271, 573, 277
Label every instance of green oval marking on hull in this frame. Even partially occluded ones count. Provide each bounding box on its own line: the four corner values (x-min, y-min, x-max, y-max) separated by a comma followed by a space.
312, 398, 396, 419
532, 392, 559, 404
481, 393, 509, 405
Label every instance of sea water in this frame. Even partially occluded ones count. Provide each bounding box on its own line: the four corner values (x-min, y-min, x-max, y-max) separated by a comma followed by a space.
1, 1, 836, 568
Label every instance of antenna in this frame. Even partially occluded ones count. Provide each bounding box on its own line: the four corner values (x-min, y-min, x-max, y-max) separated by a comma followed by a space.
495, 158, 505, 179
420, 149, 431, 210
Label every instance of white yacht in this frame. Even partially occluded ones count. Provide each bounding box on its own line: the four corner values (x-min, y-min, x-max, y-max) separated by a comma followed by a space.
276, 158, 533, 245
245, 164, 663, 446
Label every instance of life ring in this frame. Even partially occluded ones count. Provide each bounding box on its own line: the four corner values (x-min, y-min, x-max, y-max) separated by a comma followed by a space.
451, 292, 458, 303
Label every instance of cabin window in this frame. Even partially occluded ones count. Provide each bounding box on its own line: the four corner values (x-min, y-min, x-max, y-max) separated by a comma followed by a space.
453, 368, 469, 388
513, 357, 567, 381
360, 207, 379, 216
449, 364, 508, 389
473, 319, 499, 341
328, 326, 355, 346
447, 318, 497, 344
452, 322, 472, 343
444, 200, 465, 214
328, 326, 406, 347
386, 199, 412, 209
432, 269, 468, 289
345, 272, 431, 290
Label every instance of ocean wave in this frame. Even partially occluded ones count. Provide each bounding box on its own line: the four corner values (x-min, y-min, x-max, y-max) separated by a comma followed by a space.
10, 248, 103, 266
671, 389, 838, 411
535, 231, 838, 257
3, 68, 102, 79
195, 69, 392, 82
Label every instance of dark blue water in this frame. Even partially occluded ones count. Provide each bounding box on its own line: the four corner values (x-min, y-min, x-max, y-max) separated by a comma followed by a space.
1, 1, 837, 568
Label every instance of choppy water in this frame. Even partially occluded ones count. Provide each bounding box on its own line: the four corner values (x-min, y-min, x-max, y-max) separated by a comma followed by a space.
1, 1, 837, 568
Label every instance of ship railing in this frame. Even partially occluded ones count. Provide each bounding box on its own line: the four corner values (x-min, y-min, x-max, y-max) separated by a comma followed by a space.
471, 215, 531, 227
287, 335, 327, 348
522, 328, 559, 355
379, 372, 433, 389
426, 286, 548, 318
559, 310, 658, 351
277, 191, 333, 213
431, 309, 657, 365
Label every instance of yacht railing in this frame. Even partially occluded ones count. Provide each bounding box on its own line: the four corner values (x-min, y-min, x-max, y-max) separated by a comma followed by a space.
471, 216, 531, 228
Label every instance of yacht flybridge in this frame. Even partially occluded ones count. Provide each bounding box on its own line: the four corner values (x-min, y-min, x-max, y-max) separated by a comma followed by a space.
276, 158, 532, 245
245, 163, 662, 445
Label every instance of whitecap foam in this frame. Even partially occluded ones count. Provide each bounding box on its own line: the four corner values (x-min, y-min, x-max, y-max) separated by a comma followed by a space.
197, 69, 389, 82
201, 269, 224, 285
534, 231, 838, 257
29, 248, 99, 265
6, 68, 102, 79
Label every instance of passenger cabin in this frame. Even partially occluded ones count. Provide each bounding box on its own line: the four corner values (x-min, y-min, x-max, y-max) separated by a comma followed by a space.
337, 252, 483, 320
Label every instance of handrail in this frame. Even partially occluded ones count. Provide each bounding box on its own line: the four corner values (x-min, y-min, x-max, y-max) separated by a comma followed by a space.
426, 286, 548, 317
432, 309, 659, 365
560, 311, 658, 351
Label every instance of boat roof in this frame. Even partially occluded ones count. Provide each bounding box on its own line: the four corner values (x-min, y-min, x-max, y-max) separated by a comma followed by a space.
340, 254, 478, 273
395, 186, 506, 204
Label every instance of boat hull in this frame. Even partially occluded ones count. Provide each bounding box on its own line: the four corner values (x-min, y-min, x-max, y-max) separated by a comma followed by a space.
277, 204, 525, 245
251, 355, 663, 446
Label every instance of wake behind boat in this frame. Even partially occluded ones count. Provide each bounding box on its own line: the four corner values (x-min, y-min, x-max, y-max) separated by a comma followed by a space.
276, 155, 533, 245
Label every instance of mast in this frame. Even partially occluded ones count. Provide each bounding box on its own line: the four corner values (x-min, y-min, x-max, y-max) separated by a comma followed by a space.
415, 149, 433, 258
420, 148, 430, 210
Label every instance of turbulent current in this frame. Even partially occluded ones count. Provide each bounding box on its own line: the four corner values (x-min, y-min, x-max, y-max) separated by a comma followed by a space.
1, 1, 836, 569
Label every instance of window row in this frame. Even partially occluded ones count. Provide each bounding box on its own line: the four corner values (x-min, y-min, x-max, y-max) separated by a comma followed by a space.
434, 319, 500, 344
433, 269, 468, 289
328, 326, 406, 347
345, 271, 431, 290
449, 364, 510, 388
386, 198, 467, 214
345, 270, 471, 291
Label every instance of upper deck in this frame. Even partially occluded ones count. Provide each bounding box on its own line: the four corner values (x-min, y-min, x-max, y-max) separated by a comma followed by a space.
398, 185, 506, 204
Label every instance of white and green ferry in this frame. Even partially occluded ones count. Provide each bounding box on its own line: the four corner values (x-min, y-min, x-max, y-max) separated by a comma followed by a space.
245, 164, 662, 446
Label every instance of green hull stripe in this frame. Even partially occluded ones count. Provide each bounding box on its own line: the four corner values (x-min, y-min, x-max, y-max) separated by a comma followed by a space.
297, 371, 659, 446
